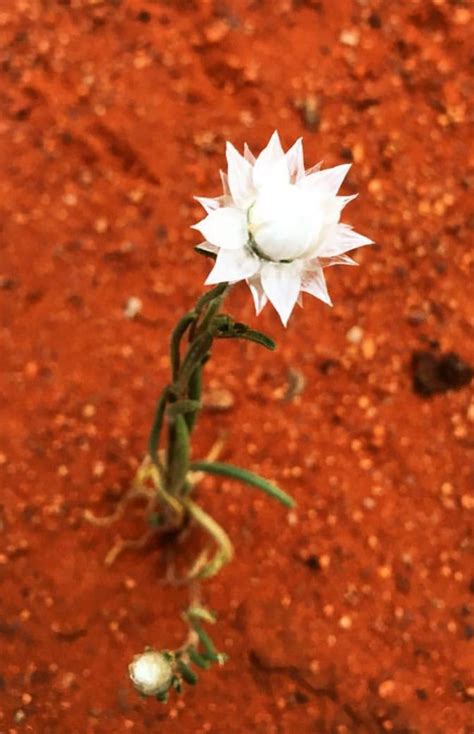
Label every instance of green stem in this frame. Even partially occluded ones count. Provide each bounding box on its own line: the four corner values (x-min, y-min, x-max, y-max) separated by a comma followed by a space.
148, 387, 172, 471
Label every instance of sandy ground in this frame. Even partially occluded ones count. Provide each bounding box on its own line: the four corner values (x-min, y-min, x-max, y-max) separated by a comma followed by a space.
0, 1, 473, 732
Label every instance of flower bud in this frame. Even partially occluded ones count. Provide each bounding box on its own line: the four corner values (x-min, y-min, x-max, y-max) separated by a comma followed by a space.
129, 650, 173, 696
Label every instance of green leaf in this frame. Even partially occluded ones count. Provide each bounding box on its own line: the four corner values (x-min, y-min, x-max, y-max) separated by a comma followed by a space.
189, 461, 295, 508
214, 321, 276, 350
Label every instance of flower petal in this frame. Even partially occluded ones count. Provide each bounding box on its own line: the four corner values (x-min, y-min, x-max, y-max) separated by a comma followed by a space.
246, 274, 268, 315
301, 266, 332, 306
194, 196, 220, 214
220, 170, 231, 196
305, 161, 323, 176
252, 131, 289, 189
318, 223, 373, 257
195, 194, 233, 214
320, 253, 358, 267
299, 163, 351, 195
244, 143, 256, 164
226, 142, 255, 208
196, 241, 219, 254
261, 262, 301, 327
205, 248, 259, 285
191, 208, 248, 250
285, 137, 305, 182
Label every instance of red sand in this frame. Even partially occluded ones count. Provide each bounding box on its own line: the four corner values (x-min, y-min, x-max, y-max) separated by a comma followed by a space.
1, 1, 473, 732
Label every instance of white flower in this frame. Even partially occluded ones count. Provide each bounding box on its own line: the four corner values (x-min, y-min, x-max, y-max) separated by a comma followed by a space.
129, 650, 173, 696
192, 131, 373, 326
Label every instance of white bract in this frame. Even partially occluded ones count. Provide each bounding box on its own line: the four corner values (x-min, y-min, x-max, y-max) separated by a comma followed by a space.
129, 650, 173, 696
192, 131, 373, 326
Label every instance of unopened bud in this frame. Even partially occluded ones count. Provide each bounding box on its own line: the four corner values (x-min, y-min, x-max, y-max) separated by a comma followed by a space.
129, 650, 173, 696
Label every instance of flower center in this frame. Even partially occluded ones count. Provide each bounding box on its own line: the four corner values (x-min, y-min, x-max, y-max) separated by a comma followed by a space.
248, 182, 324, 262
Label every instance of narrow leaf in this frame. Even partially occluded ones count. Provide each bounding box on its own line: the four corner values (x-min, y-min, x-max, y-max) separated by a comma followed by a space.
189, 461, 295, 508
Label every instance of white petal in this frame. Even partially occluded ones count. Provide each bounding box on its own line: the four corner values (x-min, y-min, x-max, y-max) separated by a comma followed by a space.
243, 143, 256, 164
252, 131, 289, 189
194, 194, 233, 214
318, 223, 373, 257
192, 208, 248, 250
196, 241, 219, 254
300, 163, 351, 195
194, 196, 220, 214
305, 161, 323, 176
301, 266, 332, 306
205, 248, 259, 285
285, 137, 305, 182
261, 262, 301, 327
220, 170, 231, 196
339, 193, 358, 209
320, 253, 358, 267
246, 274, 268, 315
226, 142, 255, 208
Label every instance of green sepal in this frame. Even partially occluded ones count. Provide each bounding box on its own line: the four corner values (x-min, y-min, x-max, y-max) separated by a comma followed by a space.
156, 691, 169, 703
192, 621, 219, 663
171, 675, 182, 693
188, 461, 295, 508
177, 661, 198, 685
187, 647, 211, 669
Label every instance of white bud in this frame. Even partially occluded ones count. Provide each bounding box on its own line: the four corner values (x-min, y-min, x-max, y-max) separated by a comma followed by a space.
129, 650, 173, 696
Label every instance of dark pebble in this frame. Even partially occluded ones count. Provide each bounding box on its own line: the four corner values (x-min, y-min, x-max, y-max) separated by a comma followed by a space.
411, 350, 473, 397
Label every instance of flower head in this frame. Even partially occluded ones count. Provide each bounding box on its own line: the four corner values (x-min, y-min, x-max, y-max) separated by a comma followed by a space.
192, 131, 373, 326
129, 650, 173, 696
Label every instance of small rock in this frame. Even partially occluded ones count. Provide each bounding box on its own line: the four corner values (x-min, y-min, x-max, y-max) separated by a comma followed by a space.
203, 388, 234, 411
346, 325, 364, 344
340, 29, 360, 47
378, 679, 396, 698
411, 350, 473, 397
123, 297, 143, 319
362, 337, 376, 360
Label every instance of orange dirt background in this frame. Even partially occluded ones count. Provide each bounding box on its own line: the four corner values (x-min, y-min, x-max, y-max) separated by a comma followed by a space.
0, 1, 473, 732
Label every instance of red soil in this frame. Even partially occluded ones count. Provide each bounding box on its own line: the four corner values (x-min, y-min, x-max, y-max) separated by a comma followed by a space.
1, 1, 473, 732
